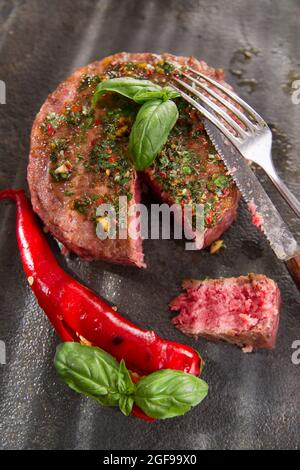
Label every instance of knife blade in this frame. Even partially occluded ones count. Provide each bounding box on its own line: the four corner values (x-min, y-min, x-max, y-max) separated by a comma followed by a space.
204, 119, 300, 261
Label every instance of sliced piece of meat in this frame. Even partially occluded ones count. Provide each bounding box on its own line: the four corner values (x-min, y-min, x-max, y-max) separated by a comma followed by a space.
28, 52, 240, 265
170, 274, 280, 351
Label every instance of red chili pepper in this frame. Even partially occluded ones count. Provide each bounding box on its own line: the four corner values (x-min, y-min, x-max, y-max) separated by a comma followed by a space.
0, 189, 203, 420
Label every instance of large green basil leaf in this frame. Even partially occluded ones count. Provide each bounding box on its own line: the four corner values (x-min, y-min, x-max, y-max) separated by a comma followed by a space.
129, 99, 178, 170
134, 369, 208, 419
92, 77, 162, 106
54, 342, 121, 407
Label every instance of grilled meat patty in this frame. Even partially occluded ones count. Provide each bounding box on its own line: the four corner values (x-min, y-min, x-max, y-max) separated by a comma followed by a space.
28, 52, 240, 266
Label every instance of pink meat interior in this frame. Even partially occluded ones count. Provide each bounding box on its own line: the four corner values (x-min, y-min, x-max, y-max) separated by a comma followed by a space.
170, 276, 279, 336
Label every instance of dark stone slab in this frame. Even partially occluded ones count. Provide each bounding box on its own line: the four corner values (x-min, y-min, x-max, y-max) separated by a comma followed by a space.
0, 0, 299, 450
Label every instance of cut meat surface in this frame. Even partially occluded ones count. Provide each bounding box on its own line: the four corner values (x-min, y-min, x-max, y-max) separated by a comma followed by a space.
170, 274, 280, 351
28, 52, 240, 266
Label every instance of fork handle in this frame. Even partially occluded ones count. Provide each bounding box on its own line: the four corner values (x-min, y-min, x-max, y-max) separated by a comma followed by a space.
286, 254, 300, 290
264, 166, 300, 218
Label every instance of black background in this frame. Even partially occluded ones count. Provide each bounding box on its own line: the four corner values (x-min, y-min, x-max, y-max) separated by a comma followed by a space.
0, 0, 299, 450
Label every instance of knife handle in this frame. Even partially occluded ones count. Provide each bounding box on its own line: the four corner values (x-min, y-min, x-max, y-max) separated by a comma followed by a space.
286, 254, 300, 290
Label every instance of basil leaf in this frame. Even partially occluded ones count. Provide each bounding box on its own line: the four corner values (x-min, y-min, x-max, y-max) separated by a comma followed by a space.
55, 343, 208, 421
118, 359, 135, 394
133, 86, 180, 104
119, 395, 134, 417
134, 369, 208, 419
129, 99, 178, 171
161, 85, 181, 101
54, 342, 122, 407
92, 77, 162, 106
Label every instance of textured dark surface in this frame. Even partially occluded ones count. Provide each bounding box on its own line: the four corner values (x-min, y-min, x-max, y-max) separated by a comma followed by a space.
0, 0, 300, 450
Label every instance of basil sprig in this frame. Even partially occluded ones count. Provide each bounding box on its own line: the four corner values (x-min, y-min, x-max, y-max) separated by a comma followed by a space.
54, 342, 208, 420
92, 77, 181, 171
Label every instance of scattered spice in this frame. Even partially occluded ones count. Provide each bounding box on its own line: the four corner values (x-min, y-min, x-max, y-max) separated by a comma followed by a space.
72, 197, 92, 214
210, 239, 224, 255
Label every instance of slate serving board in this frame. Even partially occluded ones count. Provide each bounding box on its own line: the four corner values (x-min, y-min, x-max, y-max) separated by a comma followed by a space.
0, 0, 299, 450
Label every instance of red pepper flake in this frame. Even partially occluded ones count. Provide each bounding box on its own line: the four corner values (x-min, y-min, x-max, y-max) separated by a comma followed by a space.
109, 155, 117, 163
71, 104, 82, 113
94, 119, 100, 127
195, 123, 204, 131
205, 210, 215, 225
65, 162, 72, 171
93, 196, 104, 204
159, 171, 166, 178
91, 138, 99, 146
47, 123, 55, 136
189, 109, 198, 120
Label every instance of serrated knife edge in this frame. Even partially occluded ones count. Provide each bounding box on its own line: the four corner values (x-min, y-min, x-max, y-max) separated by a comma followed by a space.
204, 120, 300, 261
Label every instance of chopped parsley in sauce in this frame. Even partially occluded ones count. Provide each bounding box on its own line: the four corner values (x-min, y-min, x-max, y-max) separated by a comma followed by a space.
40, 59, 234, 230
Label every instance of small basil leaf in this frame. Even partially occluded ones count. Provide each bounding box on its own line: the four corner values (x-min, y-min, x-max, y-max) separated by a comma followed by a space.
161, 86, 181, 101
134, 86, 180, 104
92, 77, 162, 106
134, 369, 208, 419
133, 90, 166, 103
54, 342, 121, 407
129, 99, 178, 170
118, 359, 135, 394
119, 395, 134, 417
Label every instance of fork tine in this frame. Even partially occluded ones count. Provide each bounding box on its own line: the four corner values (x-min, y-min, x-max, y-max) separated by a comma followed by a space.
188, 67, 266, 127
181, 70, 256, 131
171, 84, 240, 147
173, 76, 248, 139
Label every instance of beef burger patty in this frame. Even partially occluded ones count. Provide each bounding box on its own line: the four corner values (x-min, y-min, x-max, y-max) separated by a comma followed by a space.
28, 52, 240, 266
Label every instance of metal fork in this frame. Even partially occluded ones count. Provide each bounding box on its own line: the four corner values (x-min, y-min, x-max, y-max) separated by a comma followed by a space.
171, 68, 300, 218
